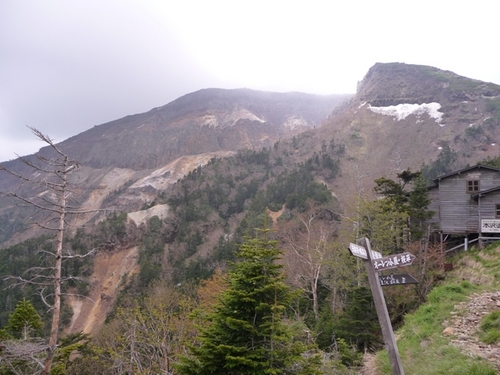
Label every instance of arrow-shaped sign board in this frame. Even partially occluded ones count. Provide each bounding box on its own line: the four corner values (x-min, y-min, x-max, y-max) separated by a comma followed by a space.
379, 273, 418, 286
348, 243, 382, 260
372, 252, 415, 271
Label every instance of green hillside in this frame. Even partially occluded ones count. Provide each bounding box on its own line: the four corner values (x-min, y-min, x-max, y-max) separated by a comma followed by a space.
369, 243, 500, 374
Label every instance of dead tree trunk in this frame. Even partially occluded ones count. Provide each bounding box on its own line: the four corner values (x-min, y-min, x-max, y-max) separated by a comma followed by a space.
43, 155, 67, 374
1, 127, 95, 375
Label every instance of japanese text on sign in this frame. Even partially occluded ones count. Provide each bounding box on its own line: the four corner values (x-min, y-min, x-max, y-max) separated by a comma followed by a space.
380, 275, 406, 286
378, 273, 418, 286
372, 252, 415, 271
481, 219, 500, 233
348, 243, 382, 260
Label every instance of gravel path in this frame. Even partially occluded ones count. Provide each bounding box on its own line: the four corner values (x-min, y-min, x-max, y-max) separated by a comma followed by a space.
443, 291, 500, 370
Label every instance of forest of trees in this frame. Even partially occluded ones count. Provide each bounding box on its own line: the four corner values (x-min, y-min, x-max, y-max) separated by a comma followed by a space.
0, 132, 447, 374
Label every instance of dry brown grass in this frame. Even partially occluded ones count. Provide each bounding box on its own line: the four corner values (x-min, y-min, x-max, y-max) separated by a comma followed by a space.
359, 352, 380, 375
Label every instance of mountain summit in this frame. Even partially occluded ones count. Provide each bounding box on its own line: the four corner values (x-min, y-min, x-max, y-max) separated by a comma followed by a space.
312, 62, 500, 199
357, 62, 500, 108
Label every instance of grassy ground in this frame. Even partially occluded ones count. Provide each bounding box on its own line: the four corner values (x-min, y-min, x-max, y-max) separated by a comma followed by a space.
372, 242, 500, 375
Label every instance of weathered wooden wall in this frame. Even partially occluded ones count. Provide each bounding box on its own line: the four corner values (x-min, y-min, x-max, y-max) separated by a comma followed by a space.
432, 168, 500, 234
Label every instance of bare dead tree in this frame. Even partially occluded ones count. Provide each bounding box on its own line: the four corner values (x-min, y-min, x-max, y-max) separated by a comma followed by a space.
0, 127, 96, 375
279, 212, 334, 322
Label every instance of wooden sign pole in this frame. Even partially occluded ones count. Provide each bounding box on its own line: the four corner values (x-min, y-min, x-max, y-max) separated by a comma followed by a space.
360, 238, 405, 375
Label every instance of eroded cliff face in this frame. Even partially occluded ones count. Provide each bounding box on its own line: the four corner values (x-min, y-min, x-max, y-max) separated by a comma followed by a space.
65, 246, 140, 334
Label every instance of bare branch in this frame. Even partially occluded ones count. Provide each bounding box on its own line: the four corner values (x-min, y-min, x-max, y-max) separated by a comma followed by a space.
33, 222, 60, 231
28, 126, 65, 159
60, 275, 88, 283
3, 275, 53, 288
39, 288, 53, 309
1, 339, 48, 358
24, 266, 57, 274
62, 248, 96, 259
6, 192, 63, 214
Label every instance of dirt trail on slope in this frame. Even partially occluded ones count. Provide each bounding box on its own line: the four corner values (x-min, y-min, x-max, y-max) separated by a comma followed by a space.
444, 290, 500, 370
66, 246, 140, 335
268, 206, 284, 224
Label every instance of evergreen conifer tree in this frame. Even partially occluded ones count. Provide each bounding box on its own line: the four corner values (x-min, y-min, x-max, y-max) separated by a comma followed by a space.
7, 298, 43, 340
332, 286, 381, 353
177, 230, 320, 375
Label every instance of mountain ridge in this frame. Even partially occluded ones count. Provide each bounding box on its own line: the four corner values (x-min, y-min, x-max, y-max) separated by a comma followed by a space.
56, 88, 350, 170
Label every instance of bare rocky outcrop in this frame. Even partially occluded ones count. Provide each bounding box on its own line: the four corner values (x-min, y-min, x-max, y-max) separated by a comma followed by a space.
65, 246, 140, 335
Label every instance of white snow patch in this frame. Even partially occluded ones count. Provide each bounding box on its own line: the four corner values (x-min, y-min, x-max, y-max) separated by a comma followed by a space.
368, 102, 444, 125
438, 146, 443, 150
359, 101, 367, 108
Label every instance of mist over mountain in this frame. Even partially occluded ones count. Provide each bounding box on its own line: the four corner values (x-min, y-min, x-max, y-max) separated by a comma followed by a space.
53, 88, 349, 170
0, 88, 349, 243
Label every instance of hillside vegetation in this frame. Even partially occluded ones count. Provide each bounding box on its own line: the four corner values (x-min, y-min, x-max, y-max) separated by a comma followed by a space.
367, 243, 500, 374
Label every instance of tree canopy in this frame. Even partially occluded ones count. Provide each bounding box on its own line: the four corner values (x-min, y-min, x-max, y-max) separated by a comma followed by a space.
177, 230, 321, 375
7, 298, 44, 340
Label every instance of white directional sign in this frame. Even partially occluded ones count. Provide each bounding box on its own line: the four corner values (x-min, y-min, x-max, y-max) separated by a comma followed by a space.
348, 243, 382, 260
372, 252, 415, 271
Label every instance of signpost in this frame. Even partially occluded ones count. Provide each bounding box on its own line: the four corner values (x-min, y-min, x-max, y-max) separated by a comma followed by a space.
348, 238, 417, 375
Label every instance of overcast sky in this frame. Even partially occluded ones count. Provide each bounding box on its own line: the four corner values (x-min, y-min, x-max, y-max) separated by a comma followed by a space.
1, 0, 499, 162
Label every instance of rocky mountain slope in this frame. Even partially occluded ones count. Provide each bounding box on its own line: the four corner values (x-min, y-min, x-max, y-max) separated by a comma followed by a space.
311, 62, 500, 206
56, 88, 349, 170
4, 63, 499, 234
0, 89, 349, 245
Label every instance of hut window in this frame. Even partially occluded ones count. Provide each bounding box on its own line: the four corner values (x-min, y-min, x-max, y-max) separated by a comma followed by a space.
466, 179, 479, 193
496, 204, 500, 218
